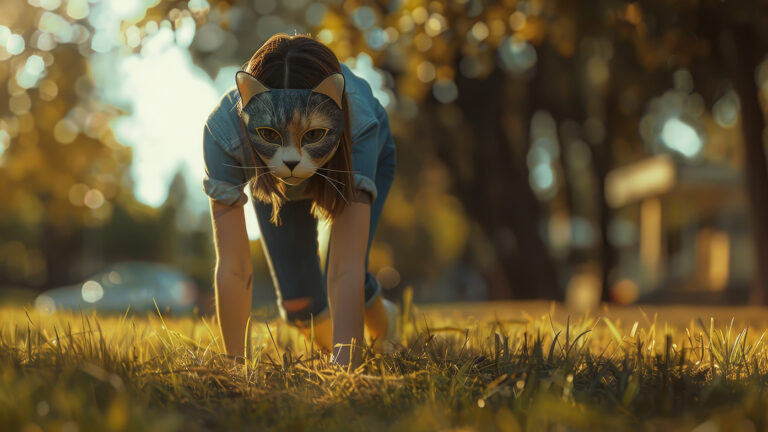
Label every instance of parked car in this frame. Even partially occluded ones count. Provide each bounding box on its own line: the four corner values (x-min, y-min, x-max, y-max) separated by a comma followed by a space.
34, 261, 198, 314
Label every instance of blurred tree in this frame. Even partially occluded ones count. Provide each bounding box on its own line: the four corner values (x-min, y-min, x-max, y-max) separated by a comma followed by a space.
0, 0, 134, 287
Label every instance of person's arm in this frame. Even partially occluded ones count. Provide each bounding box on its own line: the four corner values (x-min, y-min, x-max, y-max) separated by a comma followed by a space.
209, 198, 253, 359
202, 119, 254, 359
326, 192, 372, 368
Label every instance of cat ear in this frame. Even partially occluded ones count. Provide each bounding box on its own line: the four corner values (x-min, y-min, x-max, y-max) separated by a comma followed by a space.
311, 72, 345, 109
236, 71, 271, 106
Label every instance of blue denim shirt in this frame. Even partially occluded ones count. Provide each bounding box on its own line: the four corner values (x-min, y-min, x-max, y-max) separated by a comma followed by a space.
202, 62, 394, 206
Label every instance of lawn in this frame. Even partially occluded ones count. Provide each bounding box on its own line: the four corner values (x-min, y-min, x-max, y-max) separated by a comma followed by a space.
2, 290, 768, 431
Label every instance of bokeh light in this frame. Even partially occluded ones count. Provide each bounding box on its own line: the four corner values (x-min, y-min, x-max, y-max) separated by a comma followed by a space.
83, 189, 105, 209
713, 90, 740, 128
432, 79, 458, 104
660, 118, 702, 158
6, 34, 26, 55
498, 37, 537, 74
81, 280, 104, 303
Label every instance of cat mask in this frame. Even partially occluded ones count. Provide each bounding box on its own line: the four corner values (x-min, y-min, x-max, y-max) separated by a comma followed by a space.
235, 70, 346, 186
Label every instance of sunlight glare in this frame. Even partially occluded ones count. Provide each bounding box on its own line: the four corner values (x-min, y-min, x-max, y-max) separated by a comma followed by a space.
90, 26, 263, 239
344, 52, 393, 108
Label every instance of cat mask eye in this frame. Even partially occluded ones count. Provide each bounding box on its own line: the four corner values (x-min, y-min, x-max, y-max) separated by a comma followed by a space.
234, 70, 346, 185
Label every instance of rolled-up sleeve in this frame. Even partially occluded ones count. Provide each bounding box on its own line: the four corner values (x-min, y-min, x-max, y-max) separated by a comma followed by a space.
202, 124, 249, 207
351, 119, 380, 203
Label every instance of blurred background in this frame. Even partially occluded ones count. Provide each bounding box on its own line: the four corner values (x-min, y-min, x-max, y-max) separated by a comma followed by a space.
1, 0, 768, 315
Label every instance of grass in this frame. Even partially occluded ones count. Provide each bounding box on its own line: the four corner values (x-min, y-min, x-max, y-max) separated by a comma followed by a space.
2, 289, 768, 431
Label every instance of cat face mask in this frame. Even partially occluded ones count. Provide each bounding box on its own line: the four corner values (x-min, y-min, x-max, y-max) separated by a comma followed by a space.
235, 70, 346, 186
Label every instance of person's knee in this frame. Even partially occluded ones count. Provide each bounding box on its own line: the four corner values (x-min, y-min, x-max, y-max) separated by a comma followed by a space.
281, 297, 316, 324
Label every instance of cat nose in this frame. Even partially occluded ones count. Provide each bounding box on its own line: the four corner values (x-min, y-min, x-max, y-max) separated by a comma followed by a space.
283, 160, 299, 171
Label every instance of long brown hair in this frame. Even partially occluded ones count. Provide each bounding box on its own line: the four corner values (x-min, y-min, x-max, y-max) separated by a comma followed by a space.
240, 33, 353, 225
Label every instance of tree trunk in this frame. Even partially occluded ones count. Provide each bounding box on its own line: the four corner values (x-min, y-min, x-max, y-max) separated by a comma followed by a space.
719, 27, 768, 304
42, 222, 78, 289
445, 66, 560, 300
596, 87, 619, 302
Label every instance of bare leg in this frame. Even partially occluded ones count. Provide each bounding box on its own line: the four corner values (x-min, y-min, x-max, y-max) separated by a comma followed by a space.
293, 297, 390, 352
294, 313, 334, 352
364, 297, 389, 340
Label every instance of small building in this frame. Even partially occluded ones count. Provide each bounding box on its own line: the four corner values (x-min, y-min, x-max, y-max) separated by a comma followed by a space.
605, 154, 752, 304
